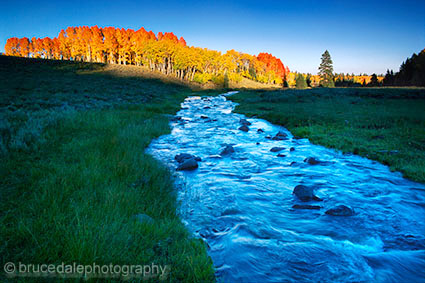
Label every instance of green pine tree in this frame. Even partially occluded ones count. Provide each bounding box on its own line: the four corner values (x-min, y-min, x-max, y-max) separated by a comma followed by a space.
318, 50, 335, 87
369, 73, 379, 86
295, 73, 307, 89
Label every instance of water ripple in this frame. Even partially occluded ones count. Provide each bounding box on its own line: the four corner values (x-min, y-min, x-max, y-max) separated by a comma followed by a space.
147, 92, 425, 282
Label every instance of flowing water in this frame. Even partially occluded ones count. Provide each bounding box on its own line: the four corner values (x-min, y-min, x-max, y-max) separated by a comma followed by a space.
146, 92, 425, 282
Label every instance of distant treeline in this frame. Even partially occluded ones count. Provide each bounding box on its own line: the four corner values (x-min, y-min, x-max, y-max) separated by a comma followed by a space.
4, 26, 289, 85
382, 49, 425, 86
289, 49, 425, 88
331, 49, 425, 87
284, 73, 384, 88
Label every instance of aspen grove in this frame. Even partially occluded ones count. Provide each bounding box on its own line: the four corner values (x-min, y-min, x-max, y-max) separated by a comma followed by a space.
4, 26, 289, 85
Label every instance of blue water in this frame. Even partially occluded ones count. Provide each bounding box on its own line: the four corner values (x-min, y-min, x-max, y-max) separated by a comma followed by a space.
147, 93, 425, 282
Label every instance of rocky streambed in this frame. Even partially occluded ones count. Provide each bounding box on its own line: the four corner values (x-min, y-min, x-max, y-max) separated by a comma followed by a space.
146, 92, 425, 282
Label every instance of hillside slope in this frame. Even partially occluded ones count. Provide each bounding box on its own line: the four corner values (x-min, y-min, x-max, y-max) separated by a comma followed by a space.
0, 55, 215, 282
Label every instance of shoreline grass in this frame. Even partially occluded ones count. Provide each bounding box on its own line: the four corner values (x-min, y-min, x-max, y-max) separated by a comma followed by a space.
231, 88, 425, 183
0, 56, 215, 281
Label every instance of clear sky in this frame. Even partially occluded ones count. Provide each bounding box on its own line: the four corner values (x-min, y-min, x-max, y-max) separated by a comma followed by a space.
0, 0, 424, 74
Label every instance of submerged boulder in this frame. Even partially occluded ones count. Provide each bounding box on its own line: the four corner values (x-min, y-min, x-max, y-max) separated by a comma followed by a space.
176, 158, 198, 171
293, 185, 322, 202
304, 157, 321, 165
175, 153, 201, 163
220, 145, 235, 156
240, 118, 252, 126
257, 128, 264, 133
272, 131, 287, 140
170, 116, 182, 122
292, 204, 321, 210
270, 147, 285, 152
221, 208, 240, 216
239, 125, 249, 132
290, 147, 295, 152
175, 153, 200, 171
325, 205, 354, 216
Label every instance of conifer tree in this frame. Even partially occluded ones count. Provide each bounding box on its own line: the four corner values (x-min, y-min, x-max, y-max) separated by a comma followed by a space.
318, 50, 334, 87
295, 73, 307, 89
369, 73, 379, 86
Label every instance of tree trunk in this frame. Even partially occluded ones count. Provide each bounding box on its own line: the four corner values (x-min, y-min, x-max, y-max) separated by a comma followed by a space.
87, 46, 92, 62
191, 67, 196, 81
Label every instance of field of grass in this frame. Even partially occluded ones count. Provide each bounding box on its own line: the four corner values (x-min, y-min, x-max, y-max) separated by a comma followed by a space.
231, 88, 425, 183
0, 56, 215, 281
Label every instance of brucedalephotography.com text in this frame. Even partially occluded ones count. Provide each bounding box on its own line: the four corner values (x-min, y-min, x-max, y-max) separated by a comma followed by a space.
3, 261, 170, 280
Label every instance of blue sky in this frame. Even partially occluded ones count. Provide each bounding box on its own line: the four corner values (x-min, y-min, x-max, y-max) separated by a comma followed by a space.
0, 0, 424, 74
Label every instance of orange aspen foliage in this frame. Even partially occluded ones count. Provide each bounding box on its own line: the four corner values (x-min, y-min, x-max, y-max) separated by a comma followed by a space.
178, 37, 187, 46
52, 37, 61, 59
257, 52, 288, 79
57, 29, 69, 60
4, 25, 289, 86
18, 37, 30, 57
5, 37, 19, 56
103, 27, 119, 64
42, 37, 53, 59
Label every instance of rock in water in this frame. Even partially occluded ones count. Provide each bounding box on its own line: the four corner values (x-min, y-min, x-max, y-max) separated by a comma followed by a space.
176, 158, 198, 171
292, 204, 321, 210
270, 147, 285, 152
220, 145, 235, 156
257, 128, 264, 133
240, 118, 252, 126
170, 116, 182, 122
272, 131, 287, 140
221, 208, 240, 216
175, 153, 201, 163
325, 205, 354, 216
293, 185, 322, 202
239, 125, 249, 132
277, 153, 286, 157
304, 157, 321, 165
175, 153, 193, 163
290, 147, 295, 152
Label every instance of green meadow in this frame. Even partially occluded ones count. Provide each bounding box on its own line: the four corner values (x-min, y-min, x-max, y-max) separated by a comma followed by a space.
231, 88, 425, 183
0, 56, 215, 282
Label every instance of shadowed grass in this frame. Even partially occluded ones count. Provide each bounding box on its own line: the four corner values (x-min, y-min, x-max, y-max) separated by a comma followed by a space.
0, 56, 215, 281
231, 88, 425, 183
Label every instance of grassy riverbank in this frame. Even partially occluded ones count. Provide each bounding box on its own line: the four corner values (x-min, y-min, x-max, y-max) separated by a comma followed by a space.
0, 56, 215, 281
231, 88, 425, 183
